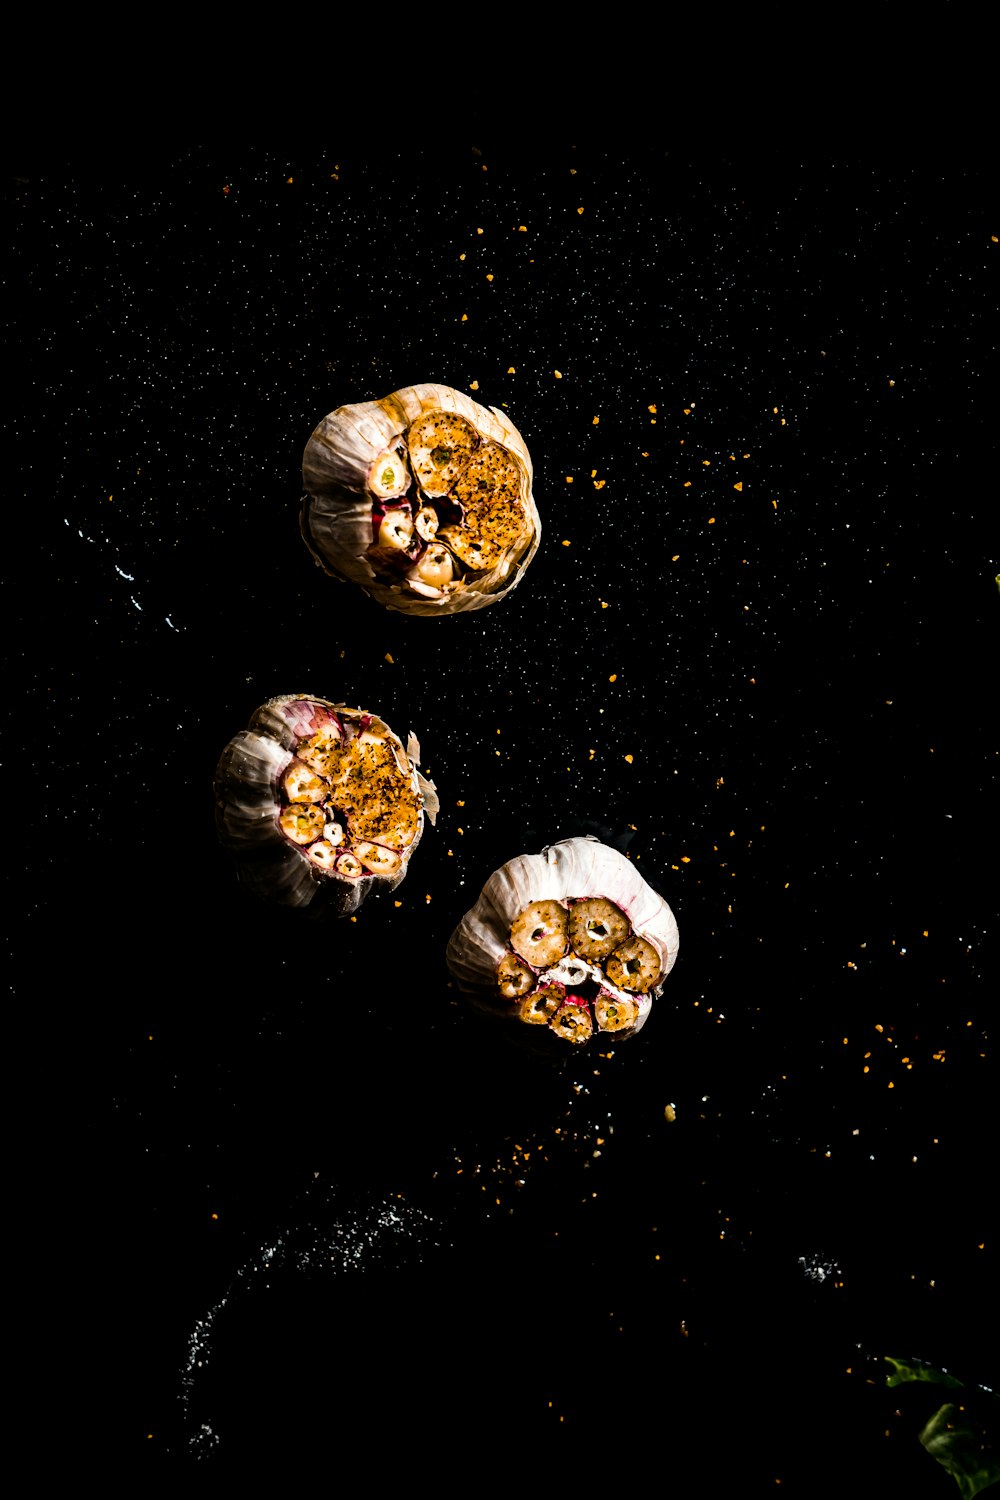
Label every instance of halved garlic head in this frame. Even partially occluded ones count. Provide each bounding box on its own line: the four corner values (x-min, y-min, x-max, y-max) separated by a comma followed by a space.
446, 837, 679, 1048
301, 383, 540, 616
214, 695, 438, 918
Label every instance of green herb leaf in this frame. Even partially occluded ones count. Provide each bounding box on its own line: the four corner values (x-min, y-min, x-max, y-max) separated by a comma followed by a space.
886, 1355, 964, 1390
919, 1402, 1000, 1500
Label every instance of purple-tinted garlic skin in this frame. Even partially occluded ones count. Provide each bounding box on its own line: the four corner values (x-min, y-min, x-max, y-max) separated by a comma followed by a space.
214, 694, 437, 919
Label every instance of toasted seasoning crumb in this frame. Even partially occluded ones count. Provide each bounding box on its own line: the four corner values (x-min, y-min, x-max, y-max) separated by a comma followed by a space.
384, 652, 394, 663
664, 1104, 676, 1123
562, 539, 571, 547
470, 380, 479, 390
461, 313, 468, 322
708, 517, 716, 524
592, 415, 600, 425
507, 366, 516, 374
624, 754, 634, 764
609, 673, 618, 683
734, 481, 743, 491
486, 274, 494, 282
554, 370, 563, 379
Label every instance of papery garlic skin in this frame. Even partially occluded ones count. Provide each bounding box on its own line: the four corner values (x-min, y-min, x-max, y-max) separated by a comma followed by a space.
301, 383, 540, 616
214, 694, 437, 918
446, 838, 679, 1046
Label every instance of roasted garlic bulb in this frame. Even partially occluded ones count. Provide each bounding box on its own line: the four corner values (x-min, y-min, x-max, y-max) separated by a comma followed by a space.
446, 838, 679, 1046
301, 383, 541, 615
214, 695, 438, 917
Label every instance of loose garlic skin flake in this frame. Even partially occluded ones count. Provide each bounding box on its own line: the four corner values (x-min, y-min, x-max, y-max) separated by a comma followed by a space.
446, 838, 679, 1047
214, 694, 438, 918
301, 383, 540, 616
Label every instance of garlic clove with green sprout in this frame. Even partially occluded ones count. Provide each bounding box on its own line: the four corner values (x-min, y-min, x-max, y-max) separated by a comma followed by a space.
406, 410, 480, 497
214, 695, 437, 917
368, 447, 411, 501
301, 383, 540, 616
446, 837, 679, 1048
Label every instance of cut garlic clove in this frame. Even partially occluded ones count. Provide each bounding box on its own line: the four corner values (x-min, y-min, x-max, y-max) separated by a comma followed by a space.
279, 803, 326, 845
377, 507, 416, 551
215, 694, 436, 917
568, 897, 631, 962
406, 410, 479, 497
444, 443, 528, 571
545, 954, 602, 988
497, 952, 535, 1000
436, 524, 493, 573
409, 543, 455, 591
306, 840, 340, 872
594, 992, 639, 1033
282, 760, 328, 804
368, 447, 411, 501
298, 724, 344, 776
510, 899, 569, 969
352, 841, 402, 876
605, 936, 662, 994
519, 983, 564, 1025
549, 1002, 593, 1045
414, 506, 439, 541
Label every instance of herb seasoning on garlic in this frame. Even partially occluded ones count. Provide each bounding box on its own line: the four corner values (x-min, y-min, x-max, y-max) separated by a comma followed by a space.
215, 695, 438, 917
301, 383, 541, 615
447, 837, 679, 1046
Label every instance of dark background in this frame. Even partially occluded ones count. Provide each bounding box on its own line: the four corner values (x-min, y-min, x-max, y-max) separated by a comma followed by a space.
11, 147, 995, 1489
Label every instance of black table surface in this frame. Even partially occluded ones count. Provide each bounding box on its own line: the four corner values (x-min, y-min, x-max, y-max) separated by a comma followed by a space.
11, 147, 995, 1490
